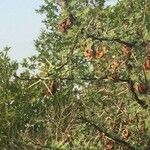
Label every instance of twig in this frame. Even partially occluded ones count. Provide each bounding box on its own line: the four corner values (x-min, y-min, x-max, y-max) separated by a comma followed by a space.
86, 34, 143, 47
79, 116, 136, 150
119, 78, 148, 109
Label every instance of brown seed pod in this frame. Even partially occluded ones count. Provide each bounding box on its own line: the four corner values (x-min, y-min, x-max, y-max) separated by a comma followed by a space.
111, 61, 121, 70
122, 44, 132, 58
58, 20, 67, 33
105, 140, 115, 150
111, 73, 120, 82
122, 128, 130, 139
58, 14, 75, 33
136, 83, 148, 94
143, 56, 150, 71
96, 50, 105, 58
84, 49, 95, 60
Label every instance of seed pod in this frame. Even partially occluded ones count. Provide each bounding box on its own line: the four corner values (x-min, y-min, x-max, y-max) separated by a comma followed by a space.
111, 73, 120, 82
84, 49, 95, 60
58, 14, 75, 33
143, 56, 150, 70
122, 128, 130, 139
105, 140, 115, 150
58, 20, 67, 33
96, 50, 105, 58
136, 83, 148, 94
122, 44, 132, 58
111, 61, 121, 70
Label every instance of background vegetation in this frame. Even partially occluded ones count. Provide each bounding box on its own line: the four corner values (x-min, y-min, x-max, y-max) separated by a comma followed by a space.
0, 0, 150, 149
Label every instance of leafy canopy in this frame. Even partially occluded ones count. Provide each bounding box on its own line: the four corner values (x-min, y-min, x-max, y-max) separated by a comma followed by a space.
0, 0, 150, 149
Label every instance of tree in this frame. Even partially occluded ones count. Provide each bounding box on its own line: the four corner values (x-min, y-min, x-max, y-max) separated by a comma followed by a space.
0, 0, 150, 149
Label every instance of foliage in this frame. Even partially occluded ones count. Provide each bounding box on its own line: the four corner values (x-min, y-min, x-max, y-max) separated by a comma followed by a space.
0, 0, 150, 149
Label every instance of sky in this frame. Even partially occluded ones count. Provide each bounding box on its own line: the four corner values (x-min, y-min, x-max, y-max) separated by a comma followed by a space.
0, 0, 117, 61
106, 0, 117, 5
0, 0, 43, 61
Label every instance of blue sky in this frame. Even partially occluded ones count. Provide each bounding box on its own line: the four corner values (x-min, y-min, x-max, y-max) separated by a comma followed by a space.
0, 0, 117, 61
0, 0, 43, 61
106, 0, 117, 5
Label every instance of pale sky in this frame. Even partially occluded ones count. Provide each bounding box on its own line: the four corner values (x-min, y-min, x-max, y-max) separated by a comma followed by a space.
0, 0, 43, 61
0, 0, 117, 61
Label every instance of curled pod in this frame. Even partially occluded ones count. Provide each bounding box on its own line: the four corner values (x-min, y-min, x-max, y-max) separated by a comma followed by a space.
143, 56, 150, 71
136, 83, 148, 94
122, 44, 132, 58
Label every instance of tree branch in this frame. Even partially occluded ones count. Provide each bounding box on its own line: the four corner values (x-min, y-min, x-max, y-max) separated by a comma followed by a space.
86, 34, 141, 47
14, 74, 42, 81
79, 116, 136, 150
119, 78, 148, 109
60, 76, 148, 109
14, 73, 148, 109
126, 79, 148, 109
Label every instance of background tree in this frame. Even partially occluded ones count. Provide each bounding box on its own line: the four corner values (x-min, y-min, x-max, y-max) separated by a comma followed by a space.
0, 0, 150, 149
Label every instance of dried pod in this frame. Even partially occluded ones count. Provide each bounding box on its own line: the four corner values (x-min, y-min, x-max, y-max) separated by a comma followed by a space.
58, 20, 67, 33
105, 140, 115, 150
111, 61, 121, 70
96, 50, 105, 58
122, 128, 130, 139
111, 73, 120, 82
84, 49, 95, 60
58, 14, 75, 33
143, 56, 150, 70
136, 83, 148, 94
122, 44, 132, 58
